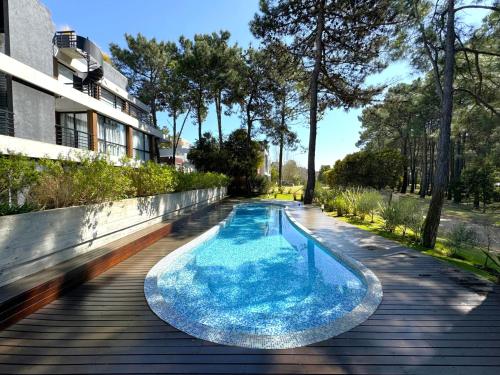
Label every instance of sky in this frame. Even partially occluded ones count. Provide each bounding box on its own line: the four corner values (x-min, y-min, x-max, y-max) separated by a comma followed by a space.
42, 0, 487, 169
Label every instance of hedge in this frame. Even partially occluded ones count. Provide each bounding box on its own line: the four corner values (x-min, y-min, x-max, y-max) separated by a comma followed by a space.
0, 154, 229, 216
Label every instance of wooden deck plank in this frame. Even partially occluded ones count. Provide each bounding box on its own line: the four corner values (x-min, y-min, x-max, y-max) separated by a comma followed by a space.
0, 201, 499, 374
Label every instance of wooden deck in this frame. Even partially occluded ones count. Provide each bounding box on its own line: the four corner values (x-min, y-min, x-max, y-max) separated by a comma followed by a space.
0, 200, 499, 374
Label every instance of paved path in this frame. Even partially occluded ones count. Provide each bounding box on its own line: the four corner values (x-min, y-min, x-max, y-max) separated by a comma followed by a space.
0, 200, 499, 374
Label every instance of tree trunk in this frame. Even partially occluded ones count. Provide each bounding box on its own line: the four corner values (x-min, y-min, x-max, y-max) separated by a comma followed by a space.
400, 135, 409, 194
422, 0, 455, 248
304, 0, 325, 205
278, 133, 284, 187
172, 112, 177, 166
197, 107, 202, 141
151, 100, 158, 128
419, 129, 428, 198
215, 91, 223, 147
448, 138, 455, 200
428, 139, 435, 195
245, 105, 253, 195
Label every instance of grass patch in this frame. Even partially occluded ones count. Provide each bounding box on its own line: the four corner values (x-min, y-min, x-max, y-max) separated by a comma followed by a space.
400, 193, 500, 226
259, 186, 304, 201
329, 211, 500, 283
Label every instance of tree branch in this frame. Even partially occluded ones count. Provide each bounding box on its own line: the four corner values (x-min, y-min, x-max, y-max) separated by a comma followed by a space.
455, 47, 500, 57
454, 5, 500, 13
454, 88, 499, 116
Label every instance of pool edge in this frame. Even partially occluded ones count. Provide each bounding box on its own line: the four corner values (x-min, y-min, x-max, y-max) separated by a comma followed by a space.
144, 201, 383, 349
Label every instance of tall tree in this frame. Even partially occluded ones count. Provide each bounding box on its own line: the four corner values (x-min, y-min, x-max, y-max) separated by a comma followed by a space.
161, 44, 191, 164
204, 31, 243, 147
261, 42, 304, 186
179, 35, 212, 141
110, 34, 171, 127
229, 48, 272, 192
252, 0, 399, 204
402, 0, 500, 247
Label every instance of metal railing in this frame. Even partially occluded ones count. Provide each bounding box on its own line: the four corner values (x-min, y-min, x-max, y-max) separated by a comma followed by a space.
0, 108, 14, 136
55, 124, 90, 150
53, 31, 103, 67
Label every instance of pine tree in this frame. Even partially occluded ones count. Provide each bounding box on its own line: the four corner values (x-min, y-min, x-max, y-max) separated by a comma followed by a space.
252, 0, 399, 203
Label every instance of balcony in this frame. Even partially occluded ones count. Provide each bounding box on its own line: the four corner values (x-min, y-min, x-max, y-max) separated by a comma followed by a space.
53, 31, 103, 68
54, 31, 104, 99
0, 108, 14, 136
55, 124, 90, 150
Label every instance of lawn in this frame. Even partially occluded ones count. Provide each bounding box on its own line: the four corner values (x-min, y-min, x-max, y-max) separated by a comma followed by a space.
260, 185, 304, 201
330, 212, 500, 283
398, 193, 500, 226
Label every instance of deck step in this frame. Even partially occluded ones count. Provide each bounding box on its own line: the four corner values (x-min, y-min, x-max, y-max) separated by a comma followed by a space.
0, 201, 221, 330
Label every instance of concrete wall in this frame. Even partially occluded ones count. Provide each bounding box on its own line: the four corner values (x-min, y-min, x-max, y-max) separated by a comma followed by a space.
7, 0, 56, 143
103, 61, 128, 91
0, 187, 227, 287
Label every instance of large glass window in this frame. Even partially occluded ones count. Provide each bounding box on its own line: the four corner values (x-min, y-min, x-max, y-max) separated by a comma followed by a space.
133, 129, 151, 161
100, 89, 116, 108
57, 112, 89, 149
97, 115, 127, 157
58, 63, 74, 85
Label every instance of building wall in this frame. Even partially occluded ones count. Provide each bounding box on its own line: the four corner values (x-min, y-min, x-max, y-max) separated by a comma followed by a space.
102, 61, 128, 91
7, 0, 56, 142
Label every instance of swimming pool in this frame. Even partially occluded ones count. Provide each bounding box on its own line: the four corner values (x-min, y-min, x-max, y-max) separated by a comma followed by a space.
145, 203, 382, 348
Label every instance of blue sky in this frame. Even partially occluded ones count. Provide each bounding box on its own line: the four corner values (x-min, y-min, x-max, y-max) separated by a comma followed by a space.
42, 0, 486, 169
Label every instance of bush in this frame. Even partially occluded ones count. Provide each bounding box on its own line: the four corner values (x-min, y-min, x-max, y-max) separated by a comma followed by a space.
129, 161, 178, 197
30, 156, 133, 209
249, 175, 271, 195
333, 195, 349, 216
177, 171, 230, 191
0, 154, 39, 207
356, 191, 382, 222
0, 202, 38, 216
341, 187, 363, 216
379, 202, 402, 232
397, 198, 425, 238
0, 154, 230, 215
449, 223, 479, 254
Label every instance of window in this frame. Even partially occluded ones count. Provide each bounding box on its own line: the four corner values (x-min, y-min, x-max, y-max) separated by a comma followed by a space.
100, 89, 116, 109
97, 115, 126, 157
56, 112, 89, 149
58, 63, 74, 85
133, 129, 151, 161
129, 105, 139, 119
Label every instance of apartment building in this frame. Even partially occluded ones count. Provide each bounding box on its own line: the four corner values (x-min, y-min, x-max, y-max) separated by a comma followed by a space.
159, 138, 195, 172
0, 0, 162, 163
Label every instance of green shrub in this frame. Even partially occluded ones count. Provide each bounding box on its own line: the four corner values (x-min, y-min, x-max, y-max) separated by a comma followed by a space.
379, 201, 402, 232
0, 202, 38, 216
177, 171, 230, 191
397, 198, 425, 239
249, 175, 271, 195
30, 156, 133, 209
356, 191, 382, 221
332, 195, 349, 216
130, 161, 178, 197
449, 223, 479, 253
1, 153, 230, 215
0, 154, 39, 207
341, 187, 363, 216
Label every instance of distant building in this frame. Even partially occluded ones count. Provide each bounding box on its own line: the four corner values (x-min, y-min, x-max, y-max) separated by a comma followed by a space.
0, 0, 163, 162
159, 138, 195, 172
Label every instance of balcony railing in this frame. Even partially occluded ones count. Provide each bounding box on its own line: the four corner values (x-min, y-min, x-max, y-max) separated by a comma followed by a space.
53, 31, 103, 68
0, 108, 14, 136
55, 124, 90, 150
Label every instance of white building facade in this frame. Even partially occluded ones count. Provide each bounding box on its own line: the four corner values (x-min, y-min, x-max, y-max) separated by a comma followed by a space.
0, 0, 162, 163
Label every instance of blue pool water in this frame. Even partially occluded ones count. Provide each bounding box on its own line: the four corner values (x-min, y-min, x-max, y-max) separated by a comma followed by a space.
157, 204, 367, 335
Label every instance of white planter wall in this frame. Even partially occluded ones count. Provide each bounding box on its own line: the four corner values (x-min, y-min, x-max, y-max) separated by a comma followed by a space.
0, 187, 227, 287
